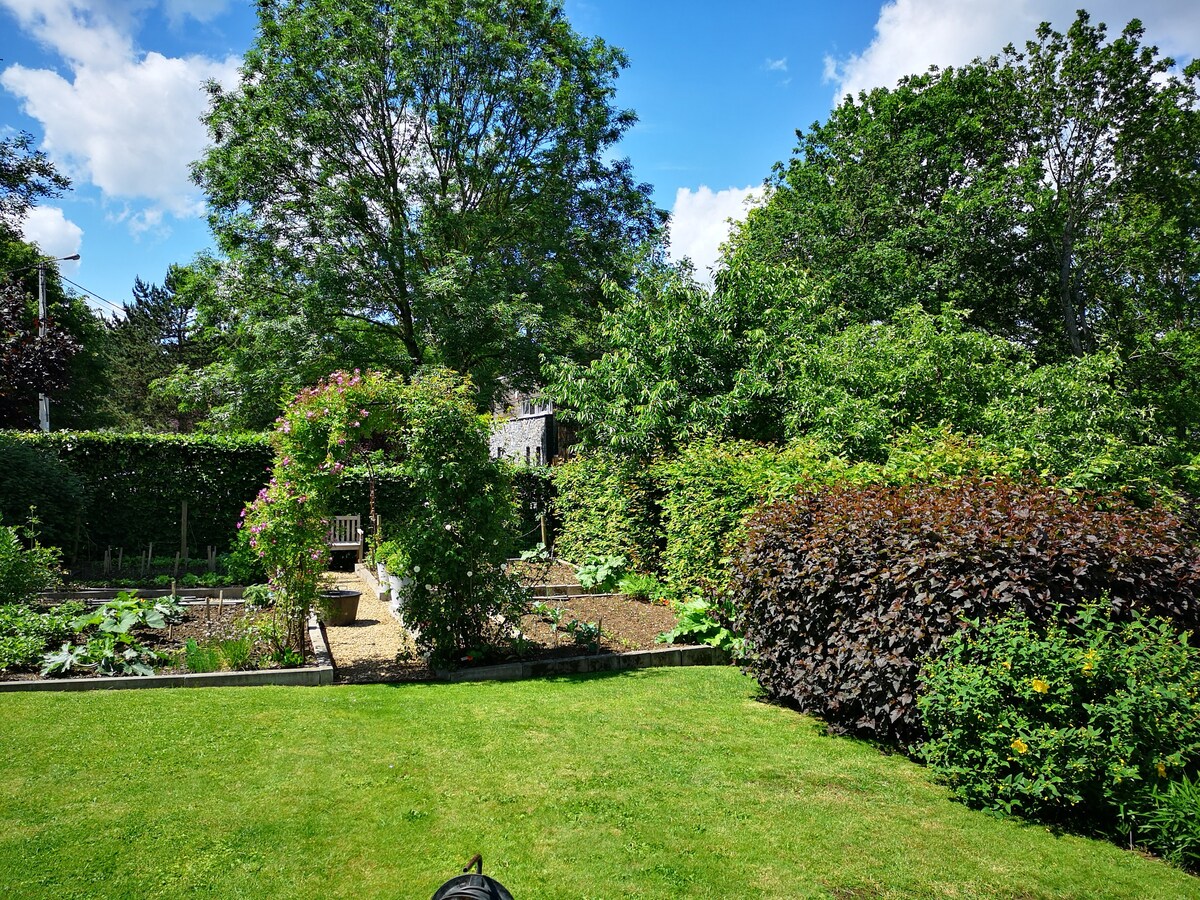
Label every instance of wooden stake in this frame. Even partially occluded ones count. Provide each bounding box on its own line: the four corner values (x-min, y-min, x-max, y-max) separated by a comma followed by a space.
180, 499, 188, 561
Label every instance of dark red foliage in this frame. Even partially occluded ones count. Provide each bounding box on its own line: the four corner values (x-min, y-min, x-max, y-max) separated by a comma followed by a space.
0, 279, 77, 398
732, 478, 1200, 748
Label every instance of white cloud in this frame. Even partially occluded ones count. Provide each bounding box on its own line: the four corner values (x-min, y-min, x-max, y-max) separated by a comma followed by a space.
827, 1, 1200, 101
0, 0, 241, 229
21, 206, 83, 274
764, 57, 788, 72
667, 185, 764, 280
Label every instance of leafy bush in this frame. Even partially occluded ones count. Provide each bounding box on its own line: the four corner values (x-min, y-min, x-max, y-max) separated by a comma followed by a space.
0, 601, 83, 671
0, 525, 62, 604
733, 478, 1200, 747
40, 592, 185, 677
576, 554, 626, 593
615, 572, 662, 602
654, 438, 863, 595
552, 451, 660, 571
1145, 775, 1200, 871
919, 604, 1200, 862
657, 596, 741, 655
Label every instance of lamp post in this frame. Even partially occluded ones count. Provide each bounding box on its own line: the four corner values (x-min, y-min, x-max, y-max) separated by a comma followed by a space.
35, 253, 81, 432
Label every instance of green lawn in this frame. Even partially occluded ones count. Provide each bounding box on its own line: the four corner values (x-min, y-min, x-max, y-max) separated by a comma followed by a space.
1, 668, 1195, 899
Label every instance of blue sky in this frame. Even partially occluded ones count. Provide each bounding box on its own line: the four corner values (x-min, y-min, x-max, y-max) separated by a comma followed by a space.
2, 0, 1197, 314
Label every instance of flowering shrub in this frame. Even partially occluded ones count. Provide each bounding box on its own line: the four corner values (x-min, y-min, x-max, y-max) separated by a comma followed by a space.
242, 369, 519, 663
919, 603, 1200, 859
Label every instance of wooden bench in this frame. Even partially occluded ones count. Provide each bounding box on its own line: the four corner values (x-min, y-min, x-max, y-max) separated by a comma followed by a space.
328, 515, 363, 562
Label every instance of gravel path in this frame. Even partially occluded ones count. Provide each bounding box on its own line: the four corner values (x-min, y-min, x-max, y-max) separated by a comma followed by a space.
321, 570, 425, 683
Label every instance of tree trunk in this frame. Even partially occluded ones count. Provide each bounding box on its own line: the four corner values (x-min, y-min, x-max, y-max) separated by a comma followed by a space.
1059, 218, 1085, 356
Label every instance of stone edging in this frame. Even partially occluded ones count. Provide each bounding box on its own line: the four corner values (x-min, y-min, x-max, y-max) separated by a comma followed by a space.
0, 615, 334, 693
438, 644, 728, 683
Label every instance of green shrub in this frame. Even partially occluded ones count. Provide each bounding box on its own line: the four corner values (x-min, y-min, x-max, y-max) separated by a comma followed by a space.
0, 602, 83, 671
1145, 775, 1200, 871
657, 596, 741, 655
733, 478, 1200, 747
552, 451, 659, 570
576, 554, 626, 593
654, 438, 863, 594
616, 572, 662, 602
0, 525, 62, 605
919, 604, 1200, 859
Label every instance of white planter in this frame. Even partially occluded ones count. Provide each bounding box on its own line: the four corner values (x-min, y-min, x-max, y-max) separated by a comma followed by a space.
376, 563, 387, 583
388, 573, 404, 597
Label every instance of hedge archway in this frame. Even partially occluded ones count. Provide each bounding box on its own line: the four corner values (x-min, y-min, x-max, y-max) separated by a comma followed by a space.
242, 369, 518, 664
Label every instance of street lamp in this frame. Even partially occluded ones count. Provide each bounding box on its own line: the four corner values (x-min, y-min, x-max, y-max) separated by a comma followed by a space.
36, 254, 81, 432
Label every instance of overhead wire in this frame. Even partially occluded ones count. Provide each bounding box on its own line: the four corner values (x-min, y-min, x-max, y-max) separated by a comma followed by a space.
57, 273, 126, 316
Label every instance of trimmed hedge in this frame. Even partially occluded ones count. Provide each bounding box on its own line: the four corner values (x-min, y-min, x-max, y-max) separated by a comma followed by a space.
733, 478, 1200, 748
551, 451, 660, 569
1, 432, 272, 561
0, 436, 87, 547
654, 438, 863, 594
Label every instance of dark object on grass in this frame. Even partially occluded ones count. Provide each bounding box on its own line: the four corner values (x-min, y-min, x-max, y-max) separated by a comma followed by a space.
432, 854, 514, 900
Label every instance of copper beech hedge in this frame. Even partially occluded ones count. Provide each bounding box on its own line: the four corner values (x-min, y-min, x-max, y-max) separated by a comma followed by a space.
732, 478, 1200, 748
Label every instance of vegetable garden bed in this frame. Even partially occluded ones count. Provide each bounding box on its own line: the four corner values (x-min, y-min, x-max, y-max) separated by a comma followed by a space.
0, 596, 322, 689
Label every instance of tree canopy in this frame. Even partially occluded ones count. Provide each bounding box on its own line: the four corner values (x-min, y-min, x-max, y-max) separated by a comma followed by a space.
549, 12, 1200, 497
193, 0, 661, 414
729, 12, 1200, 361
0, 132, 69, 238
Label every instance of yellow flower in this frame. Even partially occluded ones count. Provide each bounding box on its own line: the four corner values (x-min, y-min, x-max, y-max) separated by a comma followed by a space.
1011, 738, 1029, 754
1157, 762, 1167, 778
1031, 678, 1050, 694
1082, 660, 1095, 674
1001, 661, 1012, 670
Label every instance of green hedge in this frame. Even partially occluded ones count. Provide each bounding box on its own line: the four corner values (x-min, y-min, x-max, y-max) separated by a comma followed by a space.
654, 438, 865, 594
558, 431, 1032, 596
0, 436, 88, 547
551, 452, 660, 569
1, 432, 272, 561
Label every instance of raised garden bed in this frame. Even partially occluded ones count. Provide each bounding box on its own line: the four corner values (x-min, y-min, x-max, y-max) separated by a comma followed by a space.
0, 598, 324, 689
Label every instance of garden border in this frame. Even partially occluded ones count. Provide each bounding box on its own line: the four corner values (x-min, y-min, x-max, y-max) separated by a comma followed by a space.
0, 613, 334, 692
353, 563, 730, 683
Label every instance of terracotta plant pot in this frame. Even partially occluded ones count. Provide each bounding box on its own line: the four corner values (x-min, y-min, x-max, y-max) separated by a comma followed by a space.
317, 589, 361, 626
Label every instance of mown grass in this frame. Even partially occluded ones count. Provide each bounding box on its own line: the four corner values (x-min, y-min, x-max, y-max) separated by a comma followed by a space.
0, 667, 1195, 899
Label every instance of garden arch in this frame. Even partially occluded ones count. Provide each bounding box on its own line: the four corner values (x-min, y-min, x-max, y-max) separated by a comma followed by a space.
243, 369, 517, 663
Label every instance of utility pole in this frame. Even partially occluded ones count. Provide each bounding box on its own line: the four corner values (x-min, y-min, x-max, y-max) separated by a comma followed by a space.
37, 262, 49, 432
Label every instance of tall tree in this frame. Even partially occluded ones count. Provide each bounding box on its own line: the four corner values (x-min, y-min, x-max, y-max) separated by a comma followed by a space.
193, 0, 661, 409
0, 131, 69, 238
730, 12, 1200, 361
103, 262, 215, 431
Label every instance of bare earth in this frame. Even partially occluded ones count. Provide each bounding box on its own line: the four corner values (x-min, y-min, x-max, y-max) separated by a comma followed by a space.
322, 568, 678, 683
